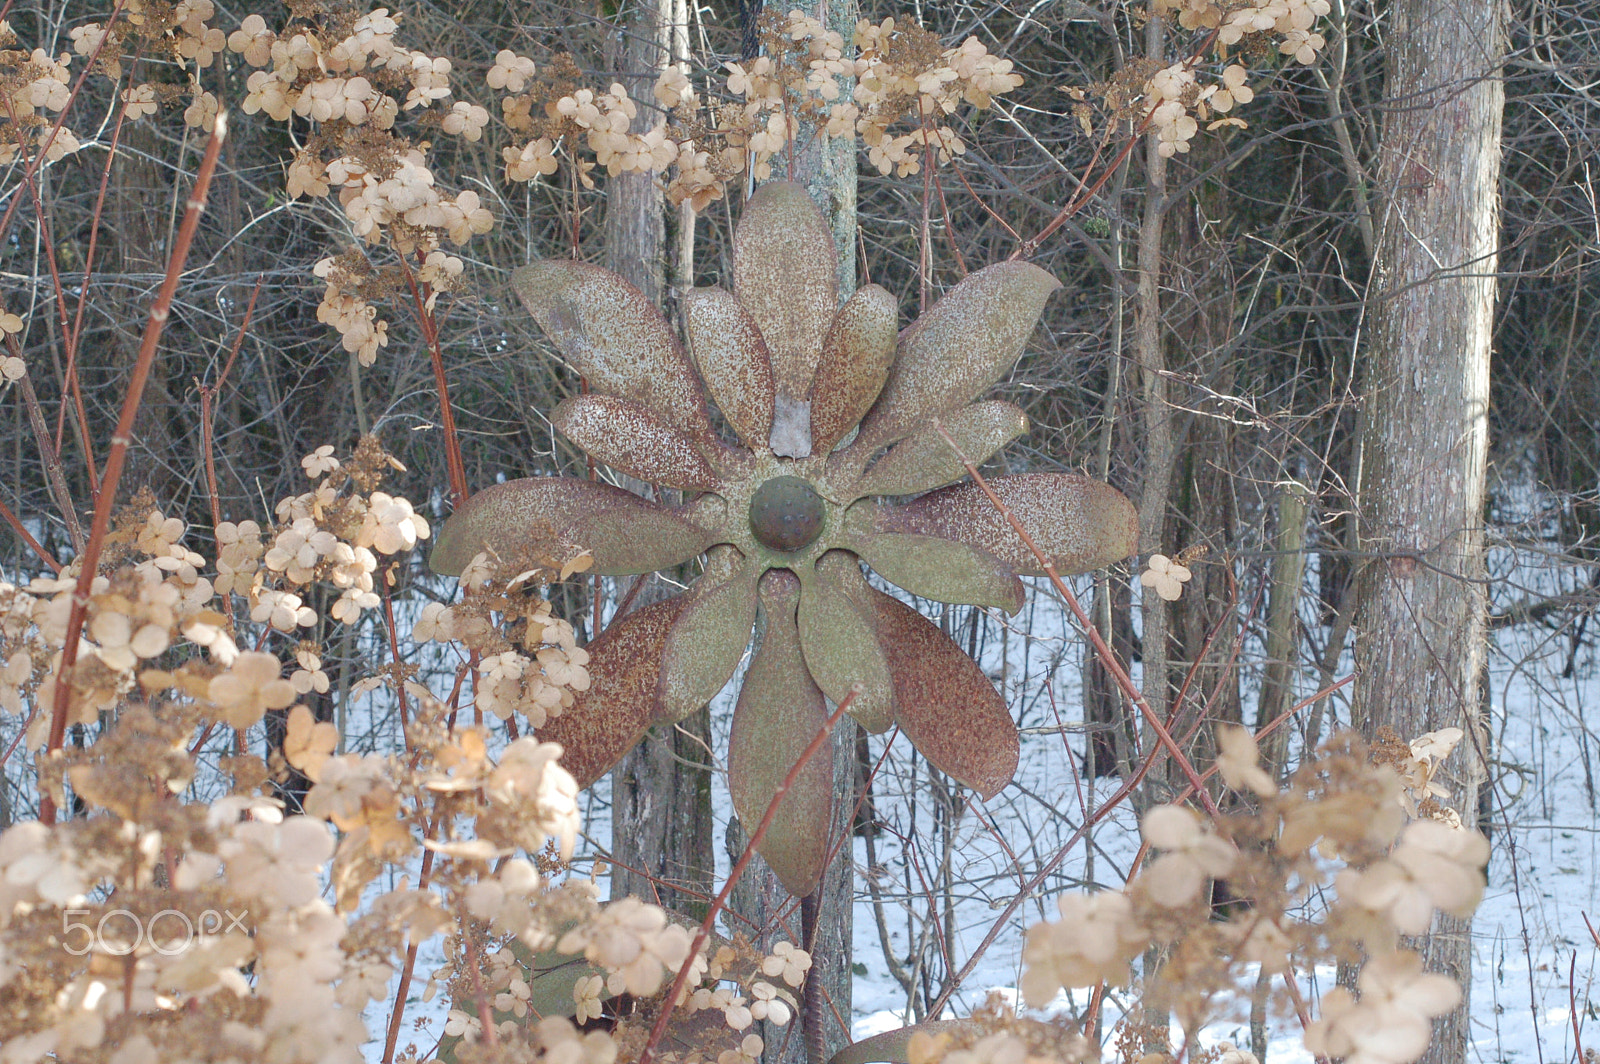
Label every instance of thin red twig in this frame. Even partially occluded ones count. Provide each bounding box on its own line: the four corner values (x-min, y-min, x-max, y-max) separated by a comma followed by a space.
637, 687, 860, 1064
40, 110, 228, 825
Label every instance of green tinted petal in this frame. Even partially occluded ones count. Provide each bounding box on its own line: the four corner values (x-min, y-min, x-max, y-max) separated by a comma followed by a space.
877, 474, 1138, 576
733, 182, 837, 403
729, 569, 834, 897
847, 525, 1024, 614
657, 548, 758, 720
430, 478, 714, 578
534, 596, 688, 787
853, 401, 1028, 498
856, 262, 1060, 449
864, 589, 1018, 798
683, 286, 777, 450
797, 552, 895, 733
552, 395, 722, 491
512, 259, 713, 439
809, 284, 899, 453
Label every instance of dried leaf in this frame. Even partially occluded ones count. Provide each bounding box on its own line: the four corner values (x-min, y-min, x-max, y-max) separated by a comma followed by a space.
797, 552, 895, 733
729, 570, 833, 897
857, 262, 1060, 448
876, 473, 1138, 576
809, 284, 899, 453
864, 589, 1019, 798
512, 259, 713, 439
551, 394, 722, 491
733, 181, 837, 403
535, 596, 688, 787
657, 549, 758, 721
683, 286, 777, 449
853, 401, 1029, 498
430, 478, 714, 577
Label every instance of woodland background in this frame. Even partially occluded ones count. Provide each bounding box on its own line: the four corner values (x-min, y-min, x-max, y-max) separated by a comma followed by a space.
0, 0, 1593, 1061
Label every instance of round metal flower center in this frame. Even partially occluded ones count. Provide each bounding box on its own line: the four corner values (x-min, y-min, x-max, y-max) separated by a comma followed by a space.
748, 475, 825, 553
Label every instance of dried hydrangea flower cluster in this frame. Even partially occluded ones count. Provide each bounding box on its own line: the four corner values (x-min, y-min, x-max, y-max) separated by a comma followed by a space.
1134, 0, 1330, 156
0, 473, 818, 1064
431, 181, 1138, 894
1015, 727, 1487, 1064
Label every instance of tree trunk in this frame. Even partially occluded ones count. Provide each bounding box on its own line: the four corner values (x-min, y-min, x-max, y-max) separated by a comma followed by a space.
727, 5, 859, 1061
1355, 0, 1502, 1052
604, 0, 717, 919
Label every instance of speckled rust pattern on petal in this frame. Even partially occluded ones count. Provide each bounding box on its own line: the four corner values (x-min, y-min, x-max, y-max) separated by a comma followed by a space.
728, 569, 833, 897
732, 182, 837, 402
535, 597, 689, 788
808, 284, 899, 453
656, 555, 759, 721
877, 473, 1139, 577
865, 589, 1019, 799
511, 259, 713, 440
797, 552, 895, 733
849, 530, 1025, 614
858, 262, 1061, 449
429, 478, 714, 578
853, 400, 1029, 498
551, 395, 722, 491
683, 286, 777, 450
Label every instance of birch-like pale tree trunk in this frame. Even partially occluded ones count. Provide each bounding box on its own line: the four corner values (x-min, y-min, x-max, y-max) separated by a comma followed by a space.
1355, 0, 1502, 1053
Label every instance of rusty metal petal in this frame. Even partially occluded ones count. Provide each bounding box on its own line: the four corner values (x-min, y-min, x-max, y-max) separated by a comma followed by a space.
853, 401, 1029, 498
809, 284, 899, 453
857, 262, 1060, 449
657, 547, 758, 721
847, 526, 1025, 614
534, 596, 688, 788
430, 478, 715, 578
552, 395, 722, 491
876, 473, 1138, 577
683, 286, 777, 449
512, 259, 713, 440
733, 182, 837, 404
729, 569, 833, 897
863, 589, 1018, 799
797, 552, 895, 733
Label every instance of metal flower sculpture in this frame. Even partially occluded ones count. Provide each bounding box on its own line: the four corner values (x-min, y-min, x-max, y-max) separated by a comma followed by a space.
432, 183, 1138, 895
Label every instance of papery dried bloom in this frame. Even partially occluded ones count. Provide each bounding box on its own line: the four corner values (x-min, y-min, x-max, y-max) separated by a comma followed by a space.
558, 896, 696, 996
431, 183, 1137, 894
1020, 890, 1147, 1003
122, 83, 157, 120
1337, 818, 1489, 934
1303, 950, 1460, 1064
760, 940, 812, 987
206, 650, 296, 728
1216, 723, 1277, 797
1140, 553, 1191, 600
1138, 803, 1238, 907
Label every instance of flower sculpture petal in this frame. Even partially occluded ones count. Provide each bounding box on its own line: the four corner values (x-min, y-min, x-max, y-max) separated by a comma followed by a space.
432, 181, 1139, 895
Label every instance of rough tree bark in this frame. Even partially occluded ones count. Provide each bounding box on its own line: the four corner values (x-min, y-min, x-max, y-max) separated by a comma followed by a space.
1355, 0, 1502, 1054
604, 0, 717, 919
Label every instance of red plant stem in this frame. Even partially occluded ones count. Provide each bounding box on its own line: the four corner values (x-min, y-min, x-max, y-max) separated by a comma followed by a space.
384, 813, 442, 1064
1570, 951, 1586, 1063
0, 494, 59, 574
398, 256, 468, 508
637, 686, 859, 1064
39, 111, 227, 826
